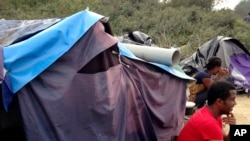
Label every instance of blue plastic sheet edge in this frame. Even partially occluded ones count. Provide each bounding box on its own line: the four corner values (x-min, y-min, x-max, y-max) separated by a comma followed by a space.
1, 10, 194, 111
2, 10, 104, 110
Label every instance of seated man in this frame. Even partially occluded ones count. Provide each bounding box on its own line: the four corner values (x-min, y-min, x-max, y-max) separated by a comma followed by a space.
189, 57, 228, 107
178, 81, 237, 141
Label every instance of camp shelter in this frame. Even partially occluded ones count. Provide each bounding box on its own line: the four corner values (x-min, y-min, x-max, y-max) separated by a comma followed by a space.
0, 10, 194, 141
180, 36, 250, 90
116, 30, 157, 47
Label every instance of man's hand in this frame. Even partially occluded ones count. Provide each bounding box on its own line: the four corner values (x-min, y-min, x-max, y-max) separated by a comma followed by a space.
218, 68, 229, 77
222, 113, 236, 125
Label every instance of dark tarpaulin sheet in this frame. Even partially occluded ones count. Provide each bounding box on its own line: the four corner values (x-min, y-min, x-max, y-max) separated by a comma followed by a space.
179, 36, 222, 75
15, 21, 187, 141
179, 36, 250, 89
0, 86, 26, 140
0, 19, 60, 47
180, 36, 250, 75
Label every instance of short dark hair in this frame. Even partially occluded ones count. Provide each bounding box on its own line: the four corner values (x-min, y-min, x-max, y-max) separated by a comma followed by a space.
207, 81, 235, 105
205, 56, 222, 70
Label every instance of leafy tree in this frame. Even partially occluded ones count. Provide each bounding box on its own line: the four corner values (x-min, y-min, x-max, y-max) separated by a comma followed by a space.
234, 0, 250, 17
167, 0, 225, 10
1, 0, 250, 58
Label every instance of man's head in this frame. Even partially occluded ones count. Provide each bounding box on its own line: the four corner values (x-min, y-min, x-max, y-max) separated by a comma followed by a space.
205, 56, 222, 75
207, 81, 237, 115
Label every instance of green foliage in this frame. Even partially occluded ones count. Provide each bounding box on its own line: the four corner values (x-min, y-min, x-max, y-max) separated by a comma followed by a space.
168, 0, 214, 10
235, 0, 250, 17
1, 0, 250, 58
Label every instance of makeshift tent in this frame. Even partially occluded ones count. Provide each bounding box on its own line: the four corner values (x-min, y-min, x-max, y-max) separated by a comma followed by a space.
180, 36, 250, 90
116, 31, 157, 46
0, 10, 193, 141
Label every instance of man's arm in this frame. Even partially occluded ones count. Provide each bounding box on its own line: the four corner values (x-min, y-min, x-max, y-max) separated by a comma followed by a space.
202, 68, 228, 88
223, 130, 230, 141
222, 113, 236, 141
206, 130, 230, 141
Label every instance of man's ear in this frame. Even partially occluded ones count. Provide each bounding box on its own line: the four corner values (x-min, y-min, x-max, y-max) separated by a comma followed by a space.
215, 98, 224, 106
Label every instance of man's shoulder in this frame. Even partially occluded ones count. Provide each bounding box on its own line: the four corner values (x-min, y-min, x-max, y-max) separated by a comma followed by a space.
190, 107, 220, 125
195, 71, 210, 78
190, 107, 213, 122
196, 70, 208, 75
244, 15, 250, 22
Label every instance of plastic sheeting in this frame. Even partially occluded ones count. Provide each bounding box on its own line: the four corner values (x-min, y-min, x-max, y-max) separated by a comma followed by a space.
2, 10, 104, 110
0, 19, 61, 47
10, 21, 186, 141
0, 10, 193, 141
180, 36, 250, 89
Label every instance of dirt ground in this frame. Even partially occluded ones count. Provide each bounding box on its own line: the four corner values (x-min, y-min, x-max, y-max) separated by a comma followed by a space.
232, 93, 250, 124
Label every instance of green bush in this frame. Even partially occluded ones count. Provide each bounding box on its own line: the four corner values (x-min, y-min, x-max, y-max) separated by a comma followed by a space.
1, 0, 250, 58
